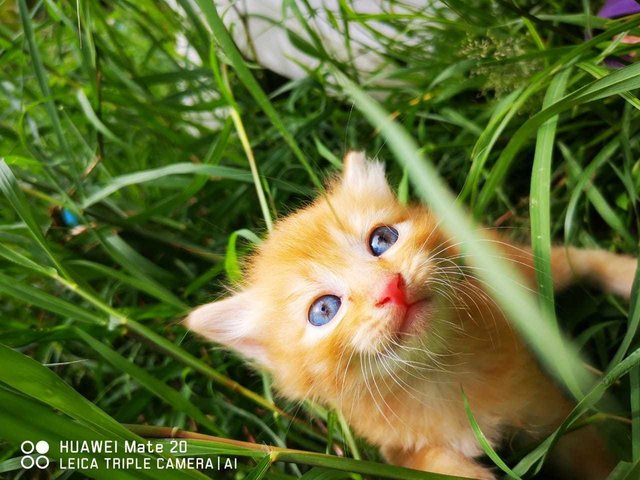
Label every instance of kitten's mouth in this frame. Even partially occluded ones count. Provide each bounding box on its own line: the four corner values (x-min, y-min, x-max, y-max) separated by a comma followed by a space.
397, 297, 433, 336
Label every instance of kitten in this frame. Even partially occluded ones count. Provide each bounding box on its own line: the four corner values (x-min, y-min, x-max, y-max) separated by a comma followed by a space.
188, 152, 636, 479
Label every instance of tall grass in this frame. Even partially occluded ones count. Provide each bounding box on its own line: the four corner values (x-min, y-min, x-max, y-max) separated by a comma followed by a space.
0, 1, 639, 479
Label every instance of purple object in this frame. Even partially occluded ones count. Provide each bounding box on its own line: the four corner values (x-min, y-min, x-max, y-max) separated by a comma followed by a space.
598, 0, 640, 18
597, 0, 640, 68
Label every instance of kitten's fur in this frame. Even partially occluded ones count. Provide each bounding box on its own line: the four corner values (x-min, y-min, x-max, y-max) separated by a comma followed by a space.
188, 152, 636, 479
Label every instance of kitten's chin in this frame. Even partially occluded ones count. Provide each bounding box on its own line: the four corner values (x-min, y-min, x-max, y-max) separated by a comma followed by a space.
397, 299, 432, 337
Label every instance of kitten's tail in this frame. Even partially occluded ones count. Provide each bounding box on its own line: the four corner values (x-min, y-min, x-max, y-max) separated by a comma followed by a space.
550, 246, 637, 299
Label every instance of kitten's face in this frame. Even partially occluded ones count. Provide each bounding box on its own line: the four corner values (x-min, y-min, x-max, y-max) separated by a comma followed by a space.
188, 152, 450, 400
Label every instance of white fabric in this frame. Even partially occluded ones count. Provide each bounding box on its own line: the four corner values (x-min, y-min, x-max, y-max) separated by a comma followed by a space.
218, 0, 441, 81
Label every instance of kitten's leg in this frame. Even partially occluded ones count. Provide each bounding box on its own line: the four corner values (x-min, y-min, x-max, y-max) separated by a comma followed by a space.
382, 445, 495, 480
549, 425, 615, 480
497, 239, 636, 298
550, 247, 637, 299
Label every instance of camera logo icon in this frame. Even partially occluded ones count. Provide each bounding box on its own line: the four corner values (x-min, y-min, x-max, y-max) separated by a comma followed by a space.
20, 440, 50, 469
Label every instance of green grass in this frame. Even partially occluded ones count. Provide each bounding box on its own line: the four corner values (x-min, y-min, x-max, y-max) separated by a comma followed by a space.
0, 1, 639, 479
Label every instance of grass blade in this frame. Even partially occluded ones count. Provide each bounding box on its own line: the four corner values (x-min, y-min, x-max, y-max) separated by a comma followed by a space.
0, 343, 138, 441
0, 160, 66, 275
224, 229, 261, 283
462, 390, 522, 479
529, 68, 571, 328
0, 272, 106, 325
0, 388, 203, 479
76, 88, 131, 151
476, 61, 640, 213
17, 0, 71, 157
244, 454, 272, 480
564, 155, 635, 247
129, 425, 470, 480
82, 163, 253, 208
193, 0, 325, 191
74, 328, 224, 435
210, 51, 274, 231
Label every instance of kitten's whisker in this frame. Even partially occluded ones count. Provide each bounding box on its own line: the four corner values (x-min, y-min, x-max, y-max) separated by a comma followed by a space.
365, 354, 399, 428
375, 351, 437, 403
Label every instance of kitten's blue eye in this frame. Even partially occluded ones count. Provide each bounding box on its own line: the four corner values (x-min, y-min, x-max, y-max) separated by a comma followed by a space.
308, 295, 341, 326
369, 225, 399, 256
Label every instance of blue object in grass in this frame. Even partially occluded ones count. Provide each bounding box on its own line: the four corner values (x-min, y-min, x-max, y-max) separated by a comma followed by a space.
60, 208, 80, 227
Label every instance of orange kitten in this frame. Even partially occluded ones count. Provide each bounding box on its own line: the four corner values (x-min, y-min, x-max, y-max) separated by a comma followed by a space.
188, 152, 636, 479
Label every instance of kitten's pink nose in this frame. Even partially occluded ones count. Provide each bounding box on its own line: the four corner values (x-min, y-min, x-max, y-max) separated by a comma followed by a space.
375, 273, 407, 308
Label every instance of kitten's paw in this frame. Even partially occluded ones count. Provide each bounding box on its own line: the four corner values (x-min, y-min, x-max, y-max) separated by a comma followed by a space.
384, 445, 495, 480
615, 256, 638, 299
454, 464, 495, 480
557, 248, 638, 300
599, 252, 638, 299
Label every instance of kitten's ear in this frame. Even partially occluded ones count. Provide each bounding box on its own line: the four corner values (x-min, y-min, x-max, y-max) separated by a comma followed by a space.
341, 151, 393, 196
186, 291, 270, 367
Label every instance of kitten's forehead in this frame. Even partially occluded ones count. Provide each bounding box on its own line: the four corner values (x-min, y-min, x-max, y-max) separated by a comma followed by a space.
251, 199, 355, 273
251, 191, 404, 275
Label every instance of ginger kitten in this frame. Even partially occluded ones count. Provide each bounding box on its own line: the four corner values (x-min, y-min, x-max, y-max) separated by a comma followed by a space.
188, 152, 636, 479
